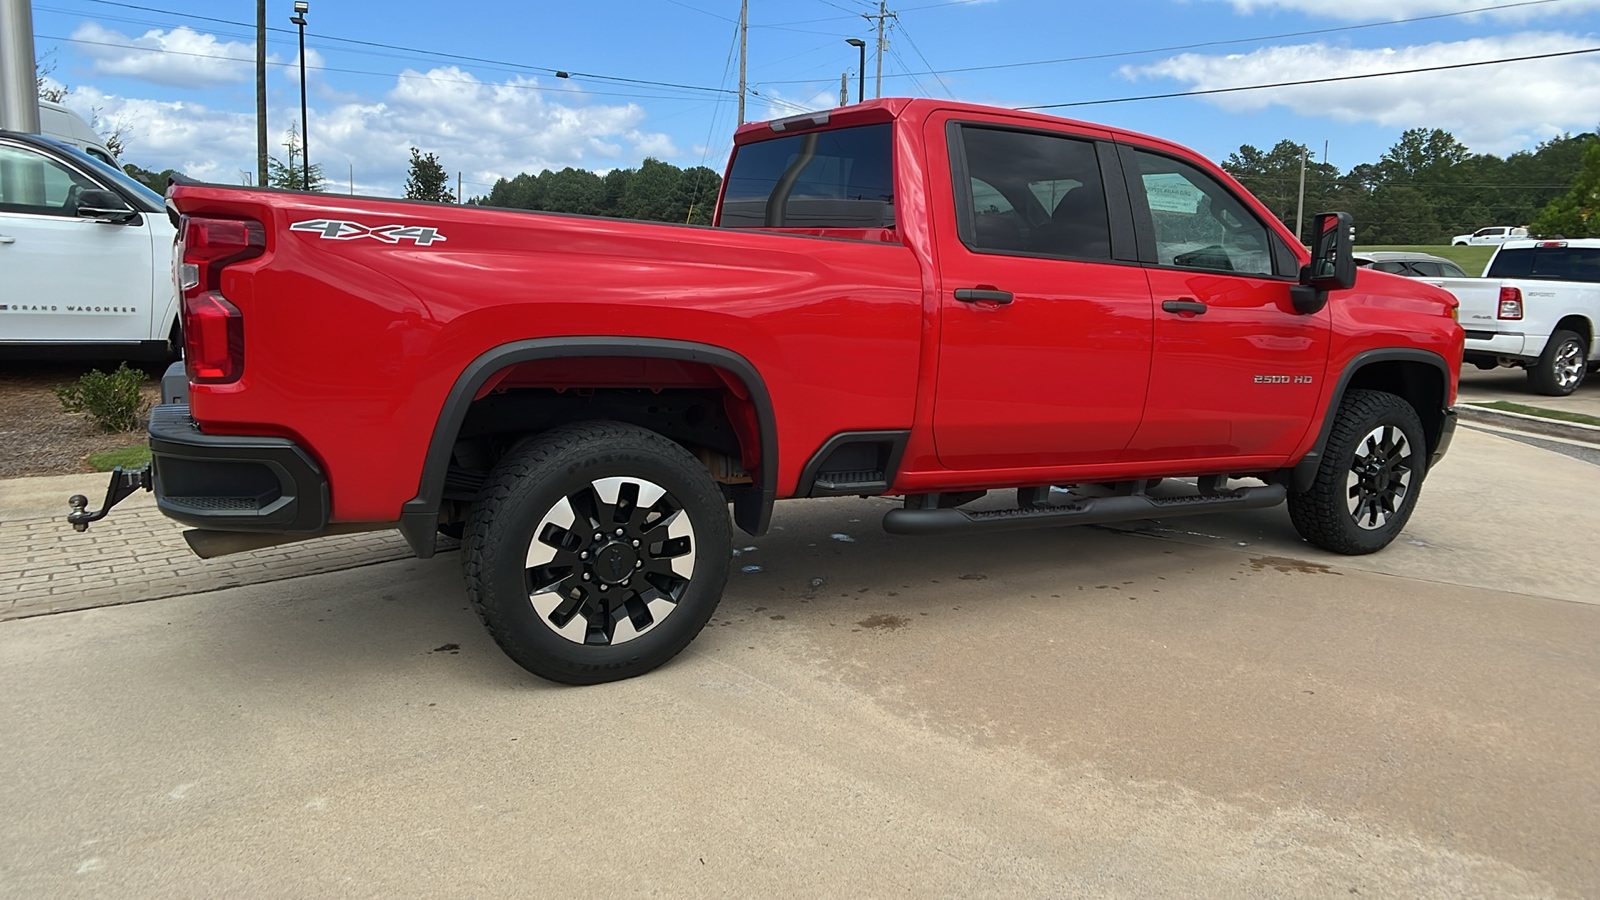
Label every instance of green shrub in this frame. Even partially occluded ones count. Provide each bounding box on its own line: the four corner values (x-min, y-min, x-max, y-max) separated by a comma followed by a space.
54, 363, 148, 433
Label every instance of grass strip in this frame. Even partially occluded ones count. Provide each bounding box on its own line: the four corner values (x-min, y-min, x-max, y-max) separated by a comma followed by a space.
1475, 401, 1600, 429
87, 445, 152, 472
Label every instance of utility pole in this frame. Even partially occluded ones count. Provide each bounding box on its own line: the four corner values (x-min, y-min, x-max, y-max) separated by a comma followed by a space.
736, 0, 747, 124
0, 0, 42, 134
1294, 146, 1308, 243
863, 1, 894, 99
457, 171, 462, 204
256, 0, 267, 188
840, 73, 848, 107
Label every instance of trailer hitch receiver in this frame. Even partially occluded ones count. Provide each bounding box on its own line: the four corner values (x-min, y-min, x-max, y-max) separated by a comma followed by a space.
67, 464, 153, 532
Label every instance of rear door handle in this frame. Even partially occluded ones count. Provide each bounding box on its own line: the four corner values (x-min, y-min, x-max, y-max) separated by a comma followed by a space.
954, 288, 1014, 305
0, 235, 15, 244
1161, 299, 1207, 315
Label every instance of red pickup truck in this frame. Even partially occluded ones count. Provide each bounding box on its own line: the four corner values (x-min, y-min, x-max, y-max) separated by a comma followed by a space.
71, 99, 1463, 684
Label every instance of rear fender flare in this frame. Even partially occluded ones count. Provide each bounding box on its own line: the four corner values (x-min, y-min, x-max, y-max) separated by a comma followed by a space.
399, 337, 777, 557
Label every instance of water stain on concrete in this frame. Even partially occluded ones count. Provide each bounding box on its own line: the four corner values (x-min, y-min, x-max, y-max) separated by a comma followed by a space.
857, 614, 909, 631
1249, 556, 1340, 575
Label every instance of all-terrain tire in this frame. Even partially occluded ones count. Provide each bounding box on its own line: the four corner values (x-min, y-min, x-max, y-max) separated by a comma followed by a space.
1528, 329, 1587, 397
1288, 390, 1426, 555
462, 420, 731, 685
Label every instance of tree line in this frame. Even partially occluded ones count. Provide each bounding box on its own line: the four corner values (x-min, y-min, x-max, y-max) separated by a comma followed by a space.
1223, 127, 1600, 244
469, 159, 723, 225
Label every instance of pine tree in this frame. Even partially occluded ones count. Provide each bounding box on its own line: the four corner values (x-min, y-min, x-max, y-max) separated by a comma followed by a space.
267, 123, 325, 191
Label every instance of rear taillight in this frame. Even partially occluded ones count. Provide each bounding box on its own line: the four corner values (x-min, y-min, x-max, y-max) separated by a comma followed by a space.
1497, 285, 1523, 320
177, 216, 264, 384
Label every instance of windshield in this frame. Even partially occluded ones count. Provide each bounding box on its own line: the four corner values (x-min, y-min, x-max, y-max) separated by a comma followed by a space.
37, 136, 164, 212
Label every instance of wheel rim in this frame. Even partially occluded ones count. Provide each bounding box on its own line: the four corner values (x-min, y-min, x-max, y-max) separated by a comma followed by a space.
523, 476, 696, 645
1554, 339, 1585, 390
1345, 425, 1413, 531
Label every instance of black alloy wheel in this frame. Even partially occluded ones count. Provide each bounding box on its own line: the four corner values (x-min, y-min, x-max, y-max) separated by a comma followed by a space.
1289, 389, 1426, 555
463, 421, 731, 684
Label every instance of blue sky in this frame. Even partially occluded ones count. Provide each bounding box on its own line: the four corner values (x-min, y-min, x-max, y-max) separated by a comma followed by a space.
30, 0, 1600, 196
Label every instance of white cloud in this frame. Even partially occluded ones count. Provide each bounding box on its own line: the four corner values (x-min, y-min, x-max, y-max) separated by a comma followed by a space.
1217, 0, 1600, 21
280, 48, 327, 88
75, 66, 683, 195
70, 23, 259, 88
1122, 32, 1600, 155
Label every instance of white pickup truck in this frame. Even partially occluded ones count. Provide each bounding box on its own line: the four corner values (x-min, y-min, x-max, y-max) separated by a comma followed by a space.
1436, 238, 1600, 396
1452, 225, 1529, 247
0, 131, 180, 360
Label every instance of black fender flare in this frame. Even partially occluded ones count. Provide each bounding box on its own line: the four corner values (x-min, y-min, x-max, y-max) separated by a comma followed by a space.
1291, 347, 1453, 493
398, 337, 778, 557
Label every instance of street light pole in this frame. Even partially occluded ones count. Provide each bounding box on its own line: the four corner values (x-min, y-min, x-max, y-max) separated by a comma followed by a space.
845, 38, 865, 104
290, 1, 309, 189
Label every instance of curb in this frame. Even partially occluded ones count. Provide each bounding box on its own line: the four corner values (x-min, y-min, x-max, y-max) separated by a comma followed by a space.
1457, 404, 1600, 446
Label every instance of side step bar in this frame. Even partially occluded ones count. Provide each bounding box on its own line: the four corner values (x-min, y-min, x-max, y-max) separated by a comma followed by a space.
882, 484, 1286, 537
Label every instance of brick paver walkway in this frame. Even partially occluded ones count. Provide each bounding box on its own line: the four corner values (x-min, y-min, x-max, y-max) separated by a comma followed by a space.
1, 496, 447, 620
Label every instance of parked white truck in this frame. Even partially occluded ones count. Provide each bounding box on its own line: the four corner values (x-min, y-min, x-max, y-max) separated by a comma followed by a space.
0, 130, 180, 360
1438, 239, 1600, 396
1452, 225, 1529, 247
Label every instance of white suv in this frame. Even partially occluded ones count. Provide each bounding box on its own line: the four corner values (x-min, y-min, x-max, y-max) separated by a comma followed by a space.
1453, 226, 1529, 246
0, 132, 179, 360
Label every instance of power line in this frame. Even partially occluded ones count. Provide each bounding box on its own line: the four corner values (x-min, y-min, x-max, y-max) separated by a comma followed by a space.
65, 0, 735, 95
39, 33, 734, 103
761, 0, 1572, 86
894, 17, 953, 100
1019, 46, 1600, 110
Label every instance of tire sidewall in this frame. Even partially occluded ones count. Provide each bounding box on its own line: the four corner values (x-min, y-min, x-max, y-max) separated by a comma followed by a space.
472, 432, 731, 684
1324, 395, 1426, 553
1535, 331, 1586, 397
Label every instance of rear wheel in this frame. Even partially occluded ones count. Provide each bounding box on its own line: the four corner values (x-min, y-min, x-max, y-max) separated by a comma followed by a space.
462, 421, 731, 685
1528, 330, 1587, 396
1289, 390, 1425, 555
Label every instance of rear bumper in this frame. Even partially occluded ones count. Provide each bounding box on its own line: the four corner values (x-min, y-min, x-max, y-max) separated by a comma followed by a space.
149, 404, 330, 532
1463, 330, 1533, 360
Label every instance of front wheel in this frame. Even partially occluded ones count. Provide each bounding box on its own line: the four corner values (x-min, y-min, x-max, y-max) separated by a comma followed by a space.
1528, 330, 1587, 396
1288, 390, 1425, 555
462, 421, 731, 685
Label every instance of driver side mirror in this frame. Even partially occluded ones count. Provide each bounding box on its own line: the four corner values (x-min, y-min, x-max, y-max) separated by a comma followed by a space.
1292, 211, 1355, 314
75, 189, 138, 224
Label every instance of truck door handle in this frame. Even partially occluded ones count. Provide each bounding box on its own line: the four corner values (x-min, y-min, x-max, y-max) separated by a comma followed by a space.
1161, 299, 1207, 315
954, 288, 1014, 305
0, 235, 15, 244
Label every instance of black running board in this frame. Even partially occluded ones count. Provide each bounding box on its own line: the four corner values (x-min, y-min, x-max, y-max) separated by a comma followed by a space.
881, 484, 1286, 537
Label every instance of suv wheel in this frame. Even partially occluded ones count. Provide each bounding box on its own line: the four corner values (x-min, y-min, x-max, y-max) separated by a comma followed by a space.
1289, 390, 1425, 555
462, 421, 731, 684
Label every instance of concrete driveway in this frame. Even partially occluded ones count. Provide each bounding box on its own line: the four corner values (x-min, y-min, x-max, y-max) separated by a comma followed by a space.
1, 425, 1597, 898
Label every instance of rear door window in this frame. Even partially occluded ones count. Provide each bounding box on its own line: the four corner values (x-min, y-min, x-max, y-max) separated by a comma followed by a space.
1487, 246, 1600, 283
953, 126, 1111, 260
719, 123, 894, 229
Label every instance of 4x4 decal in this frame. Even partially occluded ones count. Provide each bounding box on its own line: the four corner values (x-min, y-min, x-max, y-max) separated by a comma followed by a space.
290, 219, 447, 246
